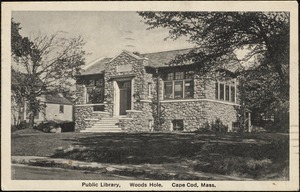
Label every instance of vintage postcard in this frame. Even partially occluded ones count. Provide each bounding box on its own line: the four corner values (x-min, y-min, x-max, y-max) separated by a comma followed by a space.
1, 1, 299, 191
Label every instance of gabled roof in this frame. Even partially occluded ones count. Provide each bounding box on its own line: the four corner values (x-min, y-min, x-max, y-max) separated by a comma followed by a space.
44, 95, 73, 105
79, 48, 242, 76
80, 58, 111, 75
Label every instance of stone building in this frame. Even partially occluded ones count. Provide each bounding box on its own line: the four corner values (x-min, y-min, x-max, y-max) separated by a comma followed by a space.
74, 48, 240, 132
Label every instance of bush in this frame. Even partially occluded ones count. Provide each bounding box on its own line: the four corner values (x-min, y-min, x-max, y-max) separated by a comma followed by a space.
195, 118, 228, 133
34, 120, 58, 133
11, 121, 31, 132
34, 120, 75, 133
60, 121, 75, 132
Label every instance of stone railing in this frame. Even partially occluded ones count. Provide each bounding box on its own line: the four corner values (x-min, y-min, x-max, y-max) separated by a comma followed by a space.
74, 103, 111, 131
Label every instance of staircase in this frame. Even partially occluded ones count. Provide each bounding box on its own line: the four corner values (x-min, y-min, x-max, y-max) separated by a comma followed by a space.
80, 117, 123, 133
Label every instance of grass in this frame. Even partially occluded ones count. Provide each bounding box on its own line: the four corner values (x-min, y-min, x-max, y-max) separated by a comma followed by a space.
11, 131, 289, 180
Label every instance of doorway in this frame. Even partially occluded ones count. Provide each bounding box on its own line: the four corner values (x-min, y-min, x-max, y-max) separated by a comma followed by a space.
118, 81, 131, 115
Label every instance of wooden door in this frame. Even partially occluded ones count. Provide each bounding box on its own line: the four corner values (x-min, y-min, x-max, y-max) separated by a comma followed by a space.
119, 81, 131, 115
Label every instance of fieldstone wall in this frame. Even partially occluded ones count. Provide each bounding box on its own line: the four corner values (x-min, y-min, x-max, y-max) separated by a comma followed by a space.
160, 100, 237, 131
75, 84, 85, 105
74, 105, 110, 131
119, 101, 154, 132
104, 52, 148, 114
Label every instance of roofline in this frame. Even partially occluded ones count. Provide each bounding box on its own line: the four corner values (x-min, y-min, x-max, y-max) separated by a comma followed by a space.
82, 57, 106, 70
141, 47, 195, 55
108, 50, 148, 63
44, 101, 73, 105
74, 72, 104, 77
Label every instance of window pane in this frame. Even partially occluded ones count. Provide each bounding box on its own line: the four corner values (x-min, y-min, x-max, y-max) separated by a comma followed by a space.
86, 87, 93, 103
163, 72, 174, 80
225, 85, 230, 101
174, 72, 184, 80
174, 81, 183, 99
172, 120, 184, 131
164, 82, 173, 99
184, 80, 194, 98
93, 87, 103, 103
59, 105, 64, 113
220, 83, 224, 100
231, 86, 235, 102
215, 82, 219, 100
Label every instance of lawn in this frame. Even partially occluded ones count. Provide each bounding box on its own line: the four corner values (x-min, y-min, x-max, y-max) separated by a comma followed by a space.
11, 131, 289, 180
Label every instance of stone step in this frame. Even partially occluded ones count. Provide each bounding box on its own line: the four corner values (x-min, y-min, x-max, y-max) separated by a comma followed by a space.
91, 126, 119, 129
81, 130, 123, 133
81, 128, 123, 132
93, 123, 118, 127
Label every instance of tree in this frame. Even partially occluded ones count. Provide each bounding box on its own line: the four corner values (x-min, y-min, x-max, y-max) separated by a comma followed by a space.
11, 19, 87, 128
138, 12, 289, 129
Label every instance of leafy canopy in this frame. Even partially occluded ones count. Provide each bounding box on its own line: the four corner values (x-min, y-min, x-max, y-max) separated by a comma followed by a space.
138, 12, 289, 85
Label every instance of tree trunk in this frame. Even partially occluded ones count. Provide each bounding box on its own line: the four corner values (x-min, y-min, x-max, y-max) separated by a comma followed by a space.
28, 112, 35, 128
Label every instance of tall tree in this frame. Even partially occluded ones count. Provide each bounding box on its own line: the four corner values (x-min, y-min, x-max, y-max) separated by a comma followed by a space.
138, 12, 289, 90
138, 12, 289, 126
11, 19, 87, 127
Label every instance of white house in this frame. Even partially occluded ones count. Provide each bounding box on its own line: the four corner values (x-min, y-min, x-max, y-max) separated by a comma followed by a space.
23, 94, 73, 122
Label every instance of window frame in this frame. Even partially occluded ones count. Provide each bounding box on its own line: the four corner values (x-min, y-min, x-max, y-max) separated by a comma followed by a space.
59, 104, 64, 113
215, 80, 236, 103
163, 71, 194, 100
85, 78, 105, 104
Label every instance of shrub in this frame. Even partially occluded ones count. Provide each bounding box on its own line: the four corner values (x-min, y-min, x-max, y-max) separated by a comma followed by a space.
34, 120, 75, 133
59, 121, 75, 132
11, 121, 31, 132
34, 120, 59, 133
195, 118, 228, 133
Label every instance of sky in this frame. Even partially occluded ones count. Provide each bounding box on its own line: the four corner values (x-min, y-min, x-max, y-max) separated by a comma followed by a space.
12, 11, 194, 65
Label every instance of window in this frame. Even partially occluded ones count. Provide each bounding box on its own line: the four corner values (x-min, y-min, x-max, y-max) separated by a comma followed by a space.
85, 78, 104, 104
172, 119, 184, 131
219, 83, 224, 100
225, 85, 230, 101
163, 71, 194, 100
231, 86, 236, 102
215, 81, 236, 103
174, 81, 183, 99
164, 82, 173, 99
85, 77, 105, 111
59, 105, 64, 113
148, 83, 152, 97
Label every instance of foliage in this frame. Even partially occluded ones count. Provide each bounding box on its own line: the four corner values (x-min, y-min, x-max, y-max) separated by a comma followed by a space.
195, 118, 228, 133
138, 12, 289, 83
138, 12, 290, 130
11, 19, 87, 127
11, 121, 31, 132
34, 120, 75, 133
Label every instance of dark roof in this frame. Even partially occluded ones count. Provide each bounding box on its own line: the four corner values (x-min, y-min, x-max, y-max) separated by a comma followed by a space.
79, 48, 241, 76
44, 95, 73, 105
79, 49, 193, 76
80, 58, 111, 75
142, 48, 193, 68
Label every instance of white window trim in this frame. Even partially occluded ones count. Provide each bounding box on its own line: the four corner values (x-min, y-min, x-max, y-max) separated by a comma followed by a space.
216, 80, 236, 103
163, 79, 193, 100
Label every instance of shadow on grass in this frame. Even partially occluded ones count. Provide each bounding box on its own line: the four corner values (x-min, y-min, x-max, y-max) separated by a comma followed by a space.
52, 132, 289, 166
